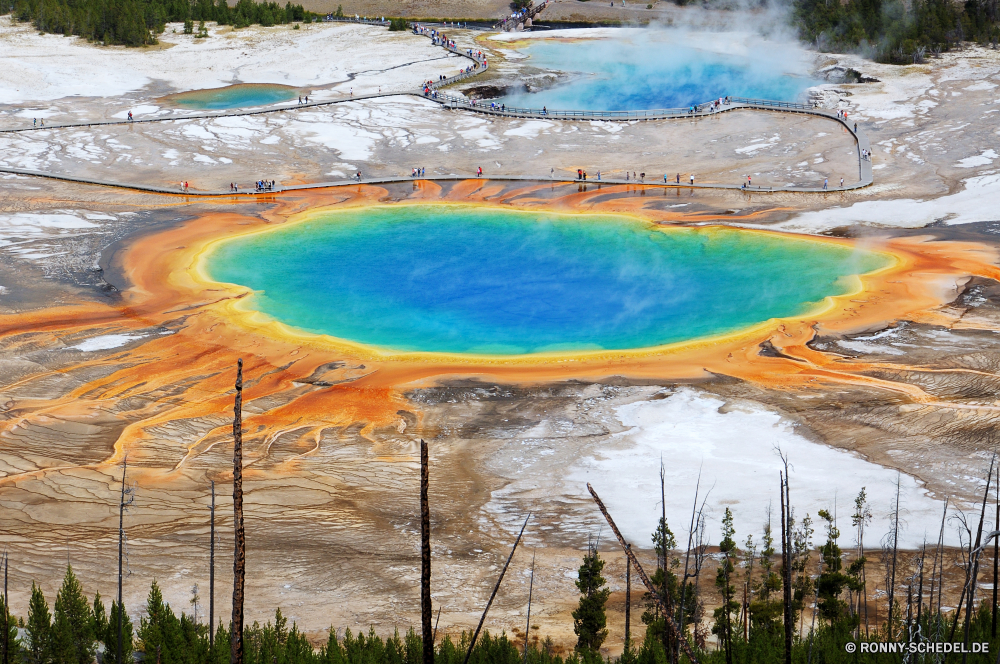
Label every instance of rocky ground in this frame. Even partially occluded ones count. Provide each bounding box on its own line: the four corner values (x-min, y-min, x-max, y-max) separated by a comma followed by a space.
0, 16, 1000, 658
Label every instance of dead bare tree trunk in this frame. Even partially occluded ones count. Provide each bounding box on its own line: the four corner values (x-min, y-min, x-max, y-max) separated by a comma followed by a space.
916, 543, 925, 631
421, 439, 433, 664
118, 457, 128, 664
587, 483, 700, 664
660, 460, 671, 661
210, 480, 216, 650
625, 546, 631, 650
231, 359, 245, 664
780, 472, 792, 664
523, 550, 535, 664
679, 471, 701, 653
3, 551, 7, 664
888, 472, 901, 637
961, 457, 995, 664
463, 514, 531, 664
994, 468, 998, 639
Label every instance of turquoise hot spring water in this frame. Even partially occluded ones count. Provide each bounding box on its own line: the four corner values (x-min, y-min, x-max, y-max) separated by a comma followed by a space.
498, 30, 821, 111
205, 206, 891, 355
166, 83, 300, 110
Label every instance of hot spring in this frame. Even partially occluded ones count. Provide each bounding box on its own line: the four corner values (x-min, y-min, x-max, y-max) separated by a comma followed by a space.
496, 28, 820, 111
164, 83, 300, 110
204, 206, 890, 355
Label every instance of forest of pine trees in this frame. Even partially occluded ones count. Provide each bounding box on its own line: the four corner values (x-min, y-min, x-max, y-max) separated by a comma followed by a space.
6, 484, 1000, 664
792, 0, 1000, 63
6, 0, 314, 47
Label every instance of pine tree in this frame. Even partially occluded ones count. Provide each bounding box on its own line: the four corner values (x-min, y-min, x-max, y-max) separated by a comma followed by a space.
749, 516, 783, 634
24, 582, 52, 664
91, 592, 107, 647
137, 581, 182, 664
572, 541, 610, 653
50, 566, 94, 664
712, 507, 738, 664
816, 509, 858, 628
0, 591, 18, 664
640, 517, 685, 654
103, 601, 134, 664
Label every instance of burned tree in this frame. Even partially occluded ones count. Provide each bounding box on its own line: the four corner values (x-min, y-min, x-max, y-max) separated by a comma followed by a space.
231, 359, 245, 664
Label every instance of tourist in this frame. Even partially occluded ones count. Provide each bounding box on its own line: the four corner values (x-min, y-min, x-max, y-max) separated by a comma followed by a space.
748, 175, 752, 187
640, 172, 645, 182
626, 172, 629, 181
298, 96, 302, 104
33, 118, 36, 126
823, 178, 828, 190
357, 171, 362, 181
676, 173, 680, 184
840, 177, 844, 187
542, 106, 546, 115
854, 122, 858, 132
477, 166, 482, 177
689, 174, 694, 185
597, 171, 601, 180
128, 111, 133, 121
577, 169, 582, 180
664, 174, 667, 183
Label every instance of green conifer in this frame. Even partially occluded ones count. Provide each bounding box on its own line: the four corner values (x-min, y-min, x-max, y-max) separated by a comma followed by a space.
50, 566, 95, 664
24, 582, 52, 664
572, 541, 610, 653
103, 601, 134, 664
712, 508, 738, 664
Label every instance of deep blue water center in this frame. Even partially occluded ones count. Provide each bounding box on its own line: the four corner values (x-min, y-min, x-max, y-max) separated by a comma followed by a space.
206, 206, 889, 355
499, 31, 820, 111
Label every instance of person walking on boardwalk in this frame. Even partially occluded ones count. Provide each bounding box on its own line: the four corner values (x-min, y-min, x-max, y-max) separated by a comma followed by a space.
840, 177, 844, 187
477, 166, 483, 177
128, 111, 133, 121
676, 173, 680, 184
823, 178, 828, 190
689, 174, 694, 185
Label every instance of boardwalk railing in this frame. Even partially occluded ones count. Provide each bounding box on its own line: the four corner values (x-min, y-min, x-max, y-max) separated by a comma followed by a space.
321, 16, 389, 25
428, 93, 818, 121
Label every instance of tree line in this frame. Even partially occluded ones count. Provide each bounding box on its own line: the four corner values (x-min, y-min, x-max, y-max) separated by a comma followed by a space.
6, 0, 316, 47
792, 0, 1000, 63
4, 362, 1000, 664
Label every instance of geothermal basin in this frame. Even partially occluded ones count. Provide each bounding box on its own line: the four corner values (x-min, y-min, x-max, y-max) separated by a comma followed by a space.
204, 205, 891, 355
163, 83, 301, 110
496, 29, 821, 111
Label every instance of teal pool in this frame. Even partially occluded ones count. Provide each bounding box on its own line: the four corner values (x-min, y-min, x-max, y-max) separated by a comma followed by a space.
165, 83, 300, 110
205, 206, 890, 355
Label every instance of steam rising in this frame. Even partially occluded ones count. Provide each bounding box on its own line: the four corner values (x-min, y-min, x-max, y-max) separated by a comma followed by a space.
497, 25, 821, 110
